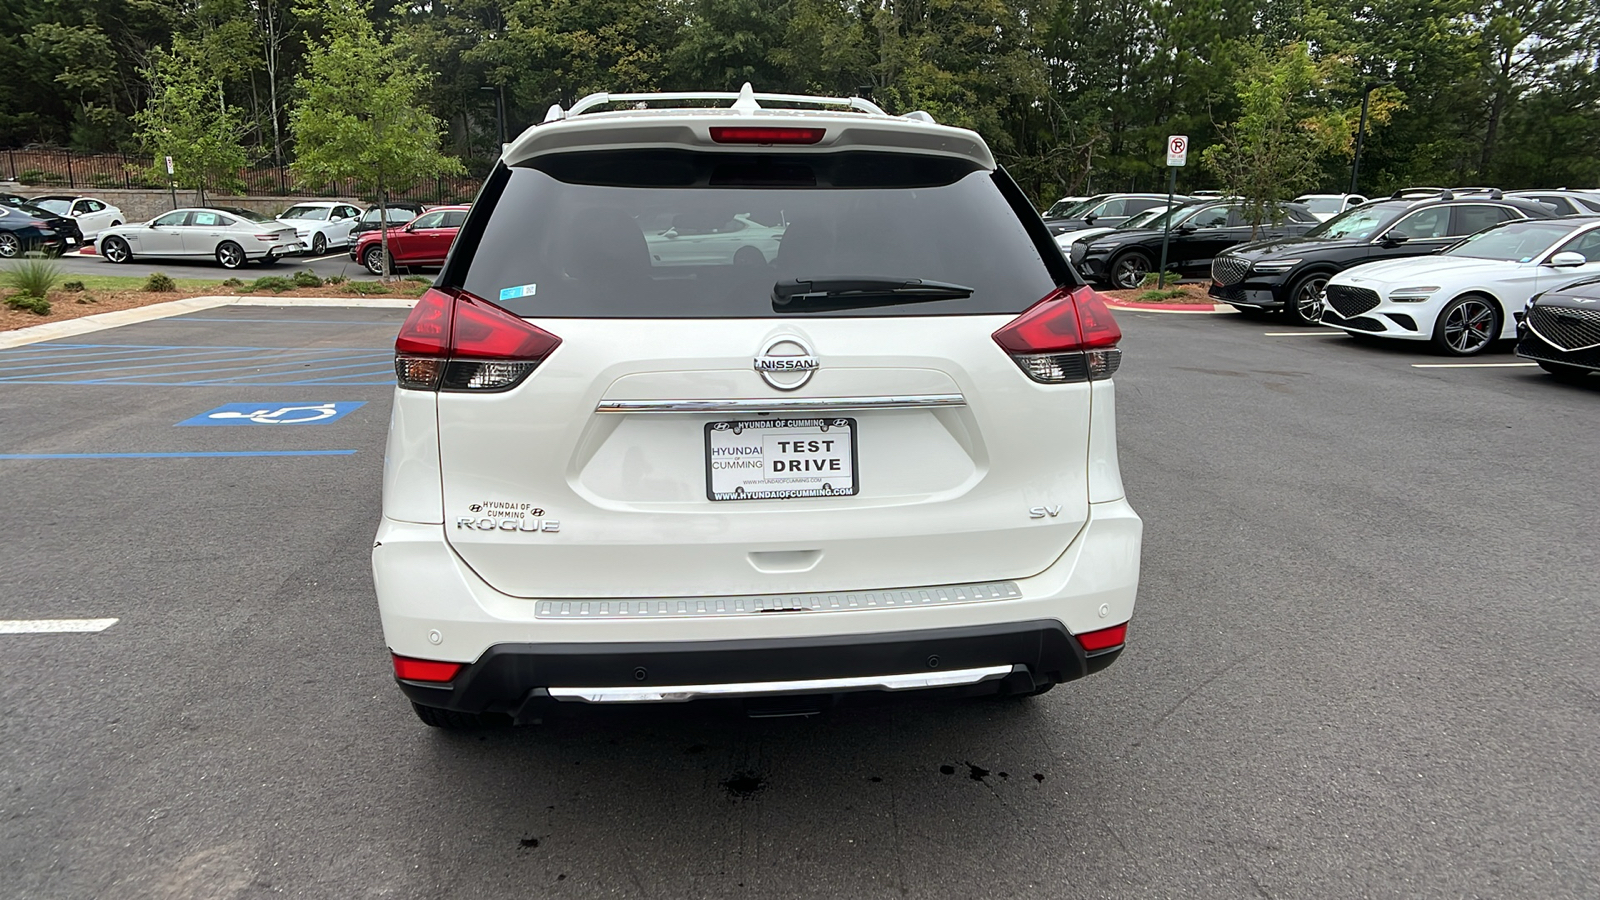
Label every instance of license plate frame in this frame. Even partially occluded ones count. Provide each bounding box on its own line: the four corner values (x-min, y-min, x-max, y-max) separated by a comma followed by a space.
705, 417, 858, 502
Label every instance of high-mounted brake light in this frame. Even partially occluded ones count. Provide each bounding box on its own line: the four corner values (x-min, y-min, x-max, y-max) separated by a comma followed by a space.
992, 286, 1123, 383
394, 288, 561, 391
709, 126, 826, 145
1077, 623, 1127, 652
392, 653, 463, 683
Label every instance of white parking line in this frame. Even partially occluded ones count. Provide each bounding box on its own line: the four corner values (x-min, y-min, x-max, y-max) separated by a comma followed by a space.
1411, 362, 1537, 368
299, 253, 349, 262
0, 618, 118, 634
1263, 331, 1344, 337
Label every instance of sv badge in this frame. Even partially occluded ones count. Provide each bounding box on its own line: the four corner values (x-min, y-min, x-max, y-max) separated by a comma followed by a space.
1028, 505, 1062, 519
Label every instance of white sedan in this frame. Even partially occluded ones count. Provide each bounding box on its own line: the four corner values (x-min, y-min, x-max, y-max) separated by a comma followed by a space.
26, 195, 125, 239
1321, 217, 1600, 355
275, 201, 363, 255
98, 207, 301, 269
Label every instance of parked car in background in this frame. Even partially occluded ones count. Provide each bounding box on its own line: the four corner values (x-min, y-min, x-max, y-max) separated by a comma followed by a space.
1506, 189, 1600, 216
0, 204, 68, 258
275, 201, 363, 254
1516, 275, 1600, 381
98, 207, 300, 269
1053, 205, 1174, 253
350, 201, 429, 241
1074, 199, 1320, 289
640, 211, 786, 265
0, 192, 83, 249
24, 195, 124, 239
351, 204, 468, 274
1210, 191, 1555, 324
1041, 196, 1089, 218
1043, 193, 1185, 236
1292, 193, 1368, 221
1321, 216, 1600, 355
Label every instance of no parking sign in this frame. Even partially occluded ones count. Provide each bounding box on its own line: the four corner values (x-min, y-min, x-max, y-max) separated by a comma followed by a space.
1167, 135, 1188, 167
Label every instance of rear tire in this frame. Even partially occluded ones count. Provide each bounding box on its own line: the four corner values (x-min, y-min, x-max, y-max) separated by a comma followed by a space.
0, 233, 20, 258
101, 236, 131, 263
215, 241, 246, 270
1537, 359, 1590, 383
411, 702, 505, 730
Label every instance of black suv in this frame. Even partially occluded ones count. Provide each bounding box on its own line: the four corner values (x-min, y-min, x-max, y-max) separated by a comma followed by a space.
1208, 190, 1556, 324
1043, 193, 1186, 236
1073, 199, 1320, 289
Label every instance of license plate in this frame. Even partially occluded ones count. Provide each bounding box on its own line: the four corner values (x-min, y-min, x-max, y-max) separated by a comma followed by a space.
706, 418, 858, 501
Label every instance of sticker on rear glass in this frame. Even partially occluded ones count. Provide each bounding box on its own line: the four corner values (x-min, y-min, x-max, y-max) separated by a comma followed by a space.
499, 283, 537, 301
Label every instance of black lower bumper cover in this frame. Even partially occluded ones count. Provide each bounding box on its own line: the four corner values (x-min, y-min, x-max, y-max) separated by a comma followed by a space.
399, 619, 1120, 721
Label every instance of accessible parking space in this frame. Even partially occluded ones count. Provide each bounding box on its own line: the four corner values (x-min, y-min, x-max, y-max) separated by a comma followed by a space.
2, 304, 1598, 897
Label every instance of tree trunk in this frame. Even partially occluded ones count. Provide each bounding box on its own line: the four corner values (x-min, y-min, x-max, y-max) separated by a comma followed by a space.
378, 179, 392, 281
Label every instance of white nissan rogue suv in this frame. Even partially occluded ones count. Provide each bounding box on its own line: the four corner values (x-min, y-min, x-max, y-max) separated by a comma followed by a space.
373, 86, 1143, 727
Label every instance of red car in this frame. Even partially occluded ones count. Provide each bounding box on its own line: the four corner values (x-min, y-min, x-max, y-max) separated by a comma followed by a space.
353, 204, 469, 275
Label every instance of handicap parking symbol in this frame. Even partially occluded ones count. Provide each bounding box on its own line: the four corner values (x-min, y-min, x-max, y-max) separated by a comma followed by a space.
176, 401, 366, 426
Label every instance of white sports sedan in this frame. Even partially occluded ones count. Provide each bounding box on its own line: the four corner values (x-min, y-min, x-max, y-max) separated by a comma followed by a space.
26, 195, 125, 239
98, 207, 301, 269
1321, 216, 1600, 354
275, 201, 363, 255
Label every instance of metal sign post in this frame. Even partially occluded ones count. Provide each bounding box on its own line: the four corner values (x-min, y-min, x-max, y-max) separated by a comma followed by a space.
166, 156, 177, 210
1158, 135, 1187, 289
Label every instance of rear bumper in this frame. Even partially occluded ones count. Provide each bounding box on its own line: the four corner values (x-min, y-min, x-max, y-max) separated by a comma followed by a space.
397, 620, 1121, 720
374, 496, 1141, 713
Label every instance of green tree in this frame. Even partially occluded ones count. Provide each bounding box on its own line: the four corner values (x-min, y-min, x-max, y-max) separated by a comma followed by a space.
1203, 43, 1387, 234
133, 37, 249, 201
290, 0, 462, 278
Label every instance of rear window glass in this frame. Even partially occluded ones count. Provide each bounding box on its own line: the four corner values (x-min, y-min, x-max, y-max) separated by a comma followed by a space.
450, 152, 1061, 318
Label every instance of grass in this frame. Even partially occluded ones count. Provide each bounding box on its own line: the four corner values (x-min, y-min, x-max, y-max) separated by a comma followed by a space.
31, 274, 233, 292
1138, 271, 1184, 289
1135, 288, 1191, 301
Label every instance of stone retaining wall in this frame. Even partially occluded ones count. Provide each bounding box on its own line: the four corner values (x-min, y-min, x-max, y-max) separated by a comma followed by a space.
3, 186, 361, 225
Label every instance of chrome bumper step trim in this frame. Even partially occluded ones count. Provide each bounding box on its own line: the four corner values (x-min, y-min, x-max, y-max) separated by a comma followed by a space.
533, 580, 1022, 619
547, 664, 1017, 703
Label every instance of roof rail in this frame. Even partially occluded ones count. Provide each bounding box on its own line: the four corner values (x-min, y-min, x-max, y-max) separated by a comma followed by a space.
545, 82, 892, 124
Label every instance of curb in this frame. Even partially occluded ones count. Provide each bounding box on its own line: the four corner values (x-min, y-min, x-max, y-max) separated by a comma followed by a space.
1103, 298, 1237, 315
0, 295, 417, 349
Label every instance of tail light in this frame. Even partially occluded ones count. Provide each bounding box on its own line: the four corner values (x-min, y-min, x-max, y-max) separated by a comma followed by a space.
710, 126, 826, 144
394, 288, 561, 392
392, 653, 463, 683
992, 286, 1122, 383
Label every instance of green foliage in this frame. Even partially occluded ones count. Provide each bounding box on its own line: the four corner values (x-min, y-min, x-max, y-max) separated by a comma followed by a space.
292, 269, 323, 287
345, 279, 392, 294
403, 275, 431, 284
248, 275, 295, 293
1140, 271, 1183, 288
2, 257, 63, 299
5, 294, 52, 315
61, 279, 86, 292
324, 274, 347, 285
133, 37, 249, 198
143, 272, 177, 292
1136, 288, 1191, 301
221, 277, 245, 287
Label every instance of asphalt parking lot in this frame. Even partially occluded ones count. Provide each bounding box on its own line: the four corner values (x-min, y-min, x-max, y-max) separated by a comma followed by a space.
1, 304, 1597, 899
52, 248, 386, 283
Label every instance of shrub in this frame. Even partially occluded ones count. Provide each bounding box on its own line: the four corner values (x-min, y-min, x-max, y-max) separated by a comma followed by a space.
1139, 271, 1183, 289
292, 270, 323, 288
1136, 288, 1189, 302
5, 294, 51, 314
324, 274, 347, 285
143, 272, 176, 292
248, 275, 295, 293
403, 275, 431, 284
221, 277, 244, 288
346, 280, 391, 295
16, 169, 47, 185
61, 279, 85, 292
90, 173, 119, 188
76, 293, 98, 304
2, 256, 63, 299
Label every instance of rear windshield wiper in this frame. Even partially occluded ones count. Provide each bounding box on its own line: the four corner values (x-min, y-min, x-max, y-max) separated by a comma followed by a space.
772, 277, 974, 312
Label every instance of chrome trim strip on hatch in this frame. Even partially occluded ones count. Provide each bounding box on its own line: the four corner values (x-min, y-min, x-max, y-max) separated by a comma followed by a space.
546, 665, 1017, 703
535, 580, 1021, 619
594, 394, 967, 414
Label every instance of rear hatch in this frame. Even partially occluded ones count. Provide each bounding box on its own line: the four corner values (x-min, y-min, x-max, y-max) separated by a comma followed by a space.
416, 147, 1109, 598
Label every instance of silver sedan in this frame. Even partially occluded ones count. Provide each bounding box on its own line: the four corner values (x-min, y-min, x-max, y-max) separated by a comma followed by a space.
98, 207, 301, 270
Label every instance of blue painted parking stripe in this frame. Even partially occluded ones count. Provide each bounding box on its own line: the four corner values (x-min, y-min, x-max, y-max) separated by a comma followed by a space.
177, 356, 395, 384
0, 378, 395, 386
0, 348, 251, 376
0, 450, 359, 460
78, 351, 391, 384
166, 317, 406, 324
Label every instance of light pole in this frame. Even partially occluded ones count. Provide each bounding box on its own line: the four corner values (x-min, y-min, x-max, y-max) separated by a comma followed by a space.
481, 84, 507, 149
1349, 81, 1391, 195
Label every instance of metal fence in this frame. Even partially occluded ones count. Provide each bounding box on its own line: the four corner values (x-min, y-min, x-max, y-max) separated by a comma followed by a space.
1, 148, 483, 203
